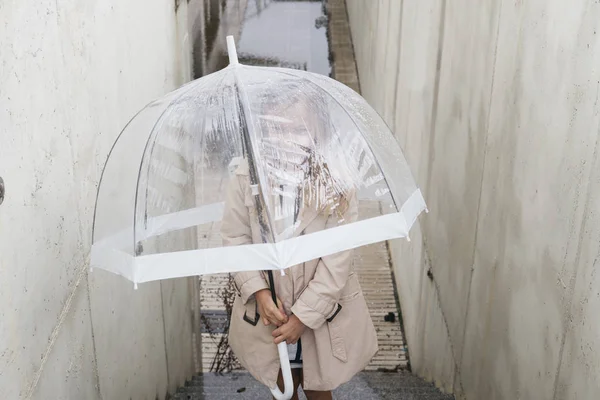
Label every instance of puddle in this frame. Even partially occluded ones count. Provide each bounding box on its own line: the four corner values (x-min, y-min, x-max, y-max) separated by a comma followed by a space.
191, 0, 330, 78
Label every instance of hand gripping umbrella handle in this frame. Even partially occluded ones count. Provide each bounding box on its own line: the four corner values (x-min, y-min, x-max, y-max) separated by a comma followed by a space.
270, 342, 294, 400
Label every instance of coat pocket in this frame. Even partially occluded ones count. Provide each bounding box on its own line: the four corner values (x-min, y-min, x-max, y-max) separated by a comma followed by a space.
327, 273, 363, 362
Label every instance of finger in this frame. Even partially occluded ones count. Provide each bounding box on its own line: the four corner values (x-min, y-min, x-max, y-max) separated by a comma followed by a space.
276, 309, 288, 324
276, 299, 288, 319
274, 334, 286, 345
262, 317, 270, 326
268, 311, 283, 326
269, 306, 287, 324
279, 307, 289, 324
272, 327, 282, 338
265, 308, 275, 319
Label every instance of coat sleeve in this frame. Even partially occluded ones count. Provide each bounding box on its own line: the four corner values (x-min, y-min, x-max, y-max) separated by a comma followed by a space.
290, 193, 359, 330
220, 174, 268, 304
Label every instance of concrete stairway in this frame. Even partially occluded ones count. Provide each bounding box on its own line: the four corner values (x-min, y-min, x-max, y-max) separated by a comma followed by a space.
173, 371, 454, 400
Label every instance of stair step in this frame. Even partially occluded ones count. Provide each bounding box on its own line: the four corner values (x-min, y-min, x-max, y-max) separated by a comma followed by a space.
177, 372, 454, 399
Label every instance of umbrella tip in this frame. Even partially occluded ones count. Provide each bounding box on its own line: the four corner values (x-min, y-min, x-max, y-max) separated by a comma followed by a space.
226, 35, 239, 65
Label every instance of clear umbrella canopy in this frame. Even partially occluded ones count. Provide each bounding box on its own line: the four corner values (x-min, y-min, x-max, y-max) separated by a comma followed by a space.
91, 41, 426, 287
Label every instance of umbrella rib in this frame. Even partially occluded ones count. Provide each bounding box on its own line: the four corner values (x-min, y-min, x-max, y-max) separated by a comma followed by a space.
232, 65, 280, 307
231, 66, 278, 246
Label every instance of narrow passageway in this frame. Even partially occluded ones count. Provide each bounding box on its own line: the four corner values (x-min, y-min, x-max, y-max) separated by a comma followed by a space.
195, 0, 408, 373
5, 0, 597, 398
183, 0, 454, 398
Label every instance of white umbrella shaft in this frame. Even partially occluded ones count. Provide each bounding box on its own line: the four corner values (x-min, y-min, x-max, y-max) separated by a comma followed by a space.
226, 36, 239, 65
270, 342, 294, 400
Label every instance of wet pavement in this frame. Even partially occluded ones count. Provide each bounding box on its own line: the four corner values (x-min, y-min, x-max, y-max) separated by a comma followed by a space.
192, 0, 330, 78
237, 0, 330, 74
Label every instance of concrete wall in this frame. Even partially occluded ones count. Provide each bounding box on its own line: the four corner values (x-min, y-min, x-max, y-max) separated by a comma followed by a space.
0, 1, 202, 398
347, 0, 600, 399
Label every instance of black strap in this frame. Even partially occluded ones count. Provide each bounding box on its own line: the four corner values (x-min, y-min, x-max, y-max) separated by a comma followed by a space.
294, 338, 303, 363
243, 301, 260, 326
326, 304, 343, 323
267, 270, 278, 304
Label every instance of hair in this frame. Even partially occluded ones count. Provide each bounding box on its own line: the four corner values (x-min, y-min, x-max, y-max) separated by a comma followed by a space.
260, 85, 352, 218
303, 154, 350, 218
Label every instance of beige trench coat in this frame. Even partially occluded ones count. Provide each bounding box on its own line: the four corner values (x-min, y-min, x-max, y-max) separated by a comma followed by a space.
220, 160, 378, 391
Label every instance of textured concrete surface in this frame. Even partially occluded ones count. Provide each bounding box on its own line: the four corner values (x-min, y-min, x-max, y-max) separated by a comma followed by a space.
344, 0, 457, 393
0, 1, 200, 398
346, 0, 600, 399
173, 371, 454, 400
461, 2, 600, 399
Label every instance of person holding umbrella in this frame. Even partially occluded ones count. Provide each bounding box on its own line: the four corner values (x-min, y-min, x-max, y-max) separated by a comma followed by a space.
221, 92, 379, 400
90, 35, 425, 400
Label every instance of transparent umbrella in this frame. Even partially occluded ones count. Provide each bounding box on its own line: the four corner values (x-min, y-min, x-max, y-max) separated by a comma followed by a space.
91, 36, 426, 399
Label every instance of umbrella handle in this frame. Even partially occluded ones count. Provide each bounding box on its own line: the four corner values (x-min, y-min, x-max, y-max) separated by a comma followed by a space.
270, 342, 294, 400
